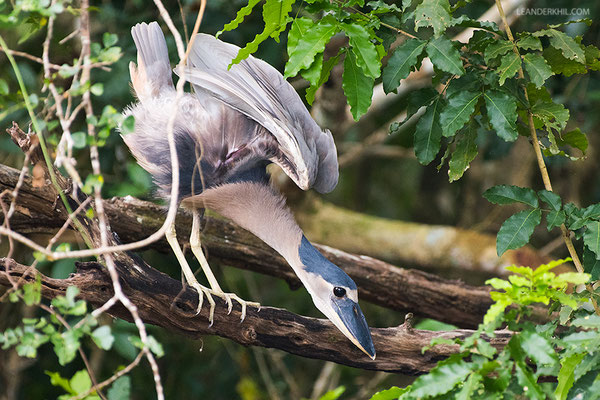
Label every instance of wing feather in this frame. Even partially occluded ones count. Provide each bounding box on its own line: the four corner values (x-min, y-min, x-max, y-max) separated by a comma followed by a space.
175, 34, 339, 193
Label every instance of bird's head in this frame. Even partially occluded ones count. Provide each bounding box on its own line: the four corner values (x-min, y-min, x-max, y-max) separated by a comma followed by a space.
295, 236, 376, 359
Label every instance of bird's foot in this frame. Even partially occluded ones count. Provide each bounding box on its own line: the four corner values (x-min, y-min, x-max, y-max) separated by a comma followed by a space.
188, 282, 217, 326
210, 291, 260, 322
186, 283, 260, 324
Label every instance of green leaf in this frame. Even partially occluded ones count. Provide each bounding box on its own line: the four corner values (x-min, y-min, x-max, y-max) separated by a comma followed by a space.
0, 78, 8, 95
538, 190, 562, 211
484, 39, 513, 63
496, 208, 542, 256
319, 386, 345, 400
517, 35, 542, 51
90, 83, 104, 96
448, 122, 478, 182
497, 51, 521, 85
284, 16, 338, 78
121, 115, 135, 136
543, 46, 587, 77
342, 50, 374, 121
342, 23, 381, 79
414, 0, 453, 36
515, 361, 545, 400
369, 386, 408, 400
456, 372, 482, 400
46, 371, 73, 393
103, 32, 118, 48
409, 355, 473, 398
439, 90, 480, 138
483, 185, 538, 208
558, 128, 588, 154
426, 37, 465, 76
218, 0, 262, 36
556, 353, 586, 400
382, 38, 426, 93
535, 29, 585, 63
583, 246, 600, 280
520, 330, 558, 367
414, 98, 443, 164
523, 53, 553, 88
532, 101, 569, 132
584, 221, 600, 259
130, 335, 164, 358
306, 53, 340, 105
22, 276, 41, 306
107, 376, 131, 400
572, 314, 600, 329
547, 210, 566, 231
230, 0, 294, 65
52, 329, 82, 366
390, 87, 439, 132
484, 90, 517, 141
91, 326, 114, 350
70, 370, 92, 394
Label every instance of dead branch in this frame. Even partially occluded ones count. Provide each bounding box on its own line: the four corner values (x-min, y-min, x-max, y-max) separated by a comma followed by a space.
0, 257, 512, 374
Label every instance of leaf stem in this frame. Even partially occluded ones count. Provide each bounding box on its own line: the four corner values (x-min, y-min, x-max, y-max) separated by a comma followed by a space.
493, 0, 600, 315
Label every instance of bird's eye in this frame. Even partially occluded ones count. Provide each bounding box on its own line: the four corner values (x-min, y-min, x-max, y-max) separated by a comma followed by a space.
333, 287, 346, 297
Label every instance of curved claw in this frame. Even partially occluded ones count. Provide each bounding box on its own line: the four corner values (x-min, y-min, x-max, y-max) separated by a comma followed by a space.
205, 290, 216, 327
190, 283, 204, 316
225, 296, 233, 315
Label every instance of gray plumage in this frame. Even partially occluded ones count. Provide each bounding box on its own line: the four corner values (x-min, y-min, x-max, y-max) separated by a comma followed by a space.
123, 22, 374, 359
123, 22, 338, 201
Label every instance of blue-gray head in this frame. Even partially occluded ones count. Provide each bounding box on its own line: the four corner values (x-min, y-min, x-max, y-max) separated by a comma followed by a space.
297, 236, 376, 359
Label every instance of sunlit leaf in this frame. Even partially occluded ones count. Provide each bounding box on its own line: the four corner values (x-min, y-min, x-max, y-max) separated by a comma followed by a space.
284, 16, 338, 78
342, 23, 381, 79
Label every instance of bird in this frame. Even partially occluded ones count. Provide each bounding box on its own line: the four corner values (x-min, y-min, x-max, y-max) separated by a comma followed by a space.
122, 21, 375, 359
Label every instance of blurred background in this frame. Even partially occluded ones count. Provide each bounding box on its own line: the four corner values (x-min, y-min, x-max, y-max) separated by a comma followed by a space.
1, 0, 600, 398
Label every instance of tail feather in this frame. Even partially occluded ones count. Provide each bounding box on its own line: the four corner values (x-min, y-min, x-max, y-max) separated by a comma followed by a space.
130, 22, 173, 100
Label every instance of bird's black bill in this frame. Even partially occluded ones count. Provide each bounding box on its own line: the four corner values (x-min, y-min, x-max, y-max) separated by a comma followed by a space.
333, 297, 376, 359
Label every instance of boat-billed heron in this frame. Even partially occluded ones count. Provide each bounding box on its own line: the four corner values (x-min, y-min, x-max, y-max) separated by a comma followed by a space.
122, 22, 375, 359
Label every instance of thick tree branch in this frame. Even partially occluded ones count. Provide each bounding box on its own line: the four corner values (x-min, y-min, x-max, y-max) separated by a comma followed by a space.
0, 158, 502, 328
0, 257, 511, 374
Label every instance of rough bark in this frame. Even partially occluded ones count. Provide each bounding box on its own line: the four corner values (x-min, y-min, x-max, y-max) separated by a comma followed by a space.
0, 257, 512, 374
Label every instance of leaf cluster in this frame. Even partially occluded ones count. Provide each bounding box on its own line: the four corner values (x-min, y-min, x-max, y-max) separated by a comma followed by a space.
483, 185, 600, 277
0, 283, 162, 399
371, 259, 600, 400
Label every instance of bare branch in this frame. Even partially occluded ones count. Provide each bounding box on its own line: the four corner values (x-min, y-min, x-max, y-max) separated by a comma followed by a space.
0, 257, 512, 374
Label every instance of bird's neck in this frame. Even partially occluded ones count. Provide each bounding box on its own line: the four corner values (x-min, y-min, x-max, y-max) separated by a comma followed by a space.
184, 182, 305, 267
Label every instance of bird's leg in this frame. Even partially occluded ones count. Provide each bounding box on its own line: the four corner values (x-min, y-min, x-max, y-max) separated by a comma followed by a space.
190, 209, 260, 321
165, 220, 216, 324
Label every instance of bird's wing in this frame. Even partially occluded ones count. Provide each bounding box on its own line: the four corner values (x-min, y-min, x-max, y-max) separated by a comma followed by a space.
174, 33, 339, 193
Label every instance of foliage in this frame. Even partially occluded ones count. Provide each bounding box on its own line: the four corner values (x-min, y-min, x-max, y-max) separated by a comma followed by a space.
369, 259, 600, 399
2, 0, 600, 398
0, 283, 139, 398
